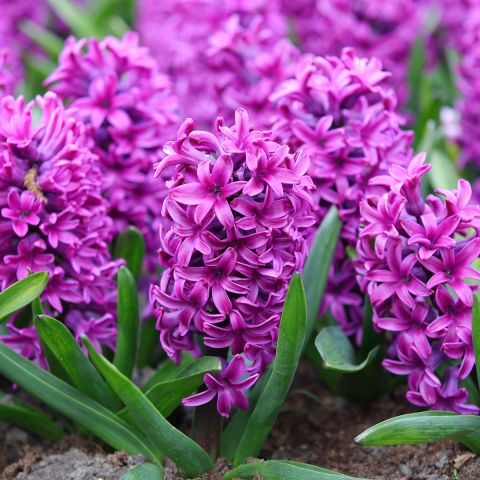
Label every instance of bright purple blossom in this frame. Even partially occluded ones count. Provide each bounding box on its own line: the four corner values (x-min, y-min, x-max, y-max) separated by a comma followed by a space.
46, 32, 179, 278
357, 153, 480, 414
271, 49, 413, 342
0, 93, 120, 365
151, 108, 314, 416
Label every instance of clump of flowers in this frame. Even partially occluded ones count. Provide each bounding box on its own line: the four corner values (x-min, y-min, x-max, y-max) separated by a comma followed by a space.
150, 108, 315, 416
270, 48, 413, 340
357, 153, 480, 414
0, 93, 120, 365
136, 0, 290, 127
45, 32, 179, 276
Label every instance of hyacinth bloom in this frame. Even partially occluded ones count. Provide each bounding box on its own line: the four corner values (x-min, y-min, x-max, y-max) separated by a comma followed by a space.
280, 0, 426, 104
0, 93, 120, 364
357, 153, 480, 414
271, 48, 413, 341
46, 32, 179, 276
150, 108, 314, 416
136, 0, 292, 127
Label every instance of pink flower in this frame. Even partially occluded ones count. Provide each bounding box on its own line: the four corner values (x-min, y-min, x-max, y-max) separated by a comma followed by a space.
1, 190, 42, 237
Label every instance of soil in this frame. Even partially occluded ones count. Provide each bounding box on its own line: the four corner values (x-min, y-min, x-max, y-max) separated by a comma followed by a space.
1, 363, 479, 479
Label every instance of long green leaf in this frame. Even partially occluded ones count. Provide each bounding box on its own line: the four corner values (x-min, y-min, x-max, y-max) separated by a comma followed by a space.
114, 227, 146, 281
355, 411, 480, 454
225, 460, 366, 480
315, 326, 379, 373
303, 207, 341, 343
0, 272, 49, 322
142, 355, 196, 392
428, 149, 460, 190
84, 338, 214, 476
0, 342, 156, 457
47, 0, 100, 37
472, 295, 480, 391
234, 274, 307, 465
34, 315, 119, 410
114, 266, 139, 378
118, 356, 221, 420
0, 402, 64, 442
121, 463, 164, 480
20, 20, 64, 58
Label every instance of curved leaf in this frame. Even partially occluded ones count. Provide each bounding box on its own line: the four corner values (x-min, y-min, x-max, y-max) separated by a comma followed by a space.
315, 326, 379, 373
47, 0, 99, 37
303, 207, 341, 343
114, 266, 140, 378
121, 463, 164, 480
114, 227, 146, 281
0, 272, 48, 322
225, 460, 366, 480
0, 342, 156, 458
34, 315, 119, 410
234, 274, 307, 465
355, 411, 480, 454
84, 338, 214, 476
472, 295, 480, 391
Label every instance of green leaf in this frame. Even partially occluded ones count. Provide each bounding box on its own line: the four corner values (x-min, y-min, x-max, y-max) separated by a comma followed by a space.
225, 460, 366, 480
0, 272, 49, 322
84, 338, 214, 476
121, 463, 164, 480
114, 267, 140, 378
0, 342, 156, 457
47, 0, 100, 37
118, 356, 221, 420
314, 326, 379, 373
428, 149, 460, 191
114, 227, 146, 281
0, 401, 64, 442
137, 317, 159, 369
142, 355, 196, 392
20, 20, 64, 58
233, 274, 307, 465
355, 411, 480, 454
34, 315, 119, 410
407, 35, 426, 114
303, 206, 341, 343
472, 295, 480, 391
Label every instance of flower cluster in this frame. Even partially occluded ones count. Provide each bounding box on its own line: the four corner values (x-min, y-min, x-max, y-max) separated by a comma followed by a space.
45, 32, 179, 276
357, 153, 480, 414
150, 108, 315, 416
270, 49, 413, 340
280, 0, 426, 104
136, 0, 290, 127
0, 93, 120, 365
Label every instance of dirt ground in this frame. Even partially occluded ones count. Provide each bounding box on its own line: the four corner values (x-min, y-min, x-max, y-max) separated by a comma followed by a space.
1, 363, 479, 479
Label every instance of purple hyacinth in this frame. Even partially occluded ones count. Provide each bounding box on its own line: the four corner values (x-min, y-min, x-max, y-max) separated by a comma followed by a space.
136, 0, 291, 127
357, 152, 480, 414
270, 48, 413, 342
0, 93, 120, 364
150, 108, 314, 416
46, 32, 179, 277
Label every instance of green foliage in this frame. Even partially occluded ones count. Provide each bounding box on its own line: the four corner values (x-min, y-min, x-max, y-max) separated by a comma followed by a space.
114, 227, 146, 281
121, 463, 164, 480
472, 296, 480, 391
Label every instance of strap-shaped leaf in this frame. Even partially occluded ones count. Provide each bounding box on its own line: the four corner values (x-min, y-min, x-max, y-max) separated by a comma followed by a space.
47, 0, 99, 37
0, 402, 64, 442
355, 411, 480, 454
0, 272, 48, 322
315, 326, 379, 373
84, 338, 214, 476
34, 315, 119, 410
114, 227, 146, 281
234, 274, 307, 465
20, 20, 64, 58
121, 463, 164, 480
0, 342, 156, 457
303, 207, 341, 343
114, 266, 140, 378
118, 356, 221, 420
142, 355, 196, 392
225, 460, 366, 480
472, 295, 480, 391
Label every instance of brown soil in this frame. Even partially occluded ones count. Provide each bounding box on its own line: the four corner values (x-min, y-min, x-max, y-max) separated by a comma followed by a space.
1, 363, 479, 479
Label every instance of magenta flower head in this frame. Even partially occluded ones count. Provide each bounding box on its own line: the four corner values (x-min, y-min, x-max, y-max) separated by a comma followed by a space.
357, 153, 480, 414
150, 108, 315, 416
270, 48, 413, 341
0, 93, 121, 364
45, 32, 179, 276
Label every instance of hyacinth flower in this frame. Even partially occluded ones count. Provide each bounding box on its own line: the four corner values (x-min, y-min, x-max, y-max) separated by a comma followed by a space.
0, 92, 120, 365
136, 0, 291, 127
270, 48, 413, 342
45, 32, 179, 277
150, 108, 315, 416
357, 152, 480, 414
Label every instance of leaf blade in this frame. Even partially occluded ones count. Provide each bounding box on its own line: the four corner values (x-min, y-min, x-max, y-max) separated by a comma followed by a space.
121, 463, 164, 480
114, 227, 146, 281
472, 295, 480, 391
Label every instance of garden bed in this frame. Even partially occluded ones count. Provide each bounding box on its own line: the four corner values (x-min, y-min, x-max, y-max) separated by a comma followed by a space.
2, 363, 479, 480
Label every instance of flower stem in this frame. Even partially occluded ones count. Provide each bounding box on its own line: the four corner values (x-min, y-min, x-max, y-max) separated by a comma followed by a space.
192, 399, 222, 460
